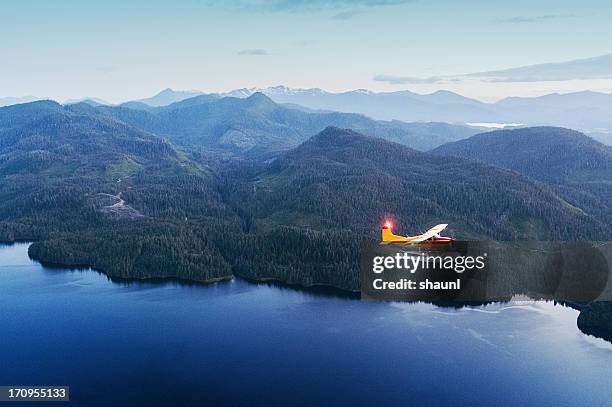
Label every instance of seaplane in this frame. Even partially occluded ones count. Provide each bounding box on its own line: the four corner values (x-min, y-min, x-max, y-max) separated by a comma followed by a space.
381, 221, 454, 247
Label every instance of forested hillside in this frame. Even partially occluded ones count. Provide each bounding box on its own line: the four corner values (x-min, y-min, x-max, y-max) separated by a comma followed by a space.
1, 101, 609, 291
432, 127, 612, 227
220, 127, 611, 289
0, 101, 238, 282
432, 127, 612, 183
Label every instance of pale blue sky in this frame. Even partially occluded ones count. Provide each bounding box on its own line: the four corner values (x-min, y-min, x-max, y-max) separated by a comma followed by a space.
2, 0, 612, 102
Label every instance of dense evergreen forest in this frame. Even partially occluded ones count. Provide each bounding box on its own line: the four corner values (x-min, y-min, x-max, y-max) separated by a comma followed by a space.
0, 101, 610, 293
219, 127, 610, 289
433, 126, 612, 227
0, 101, 238, 282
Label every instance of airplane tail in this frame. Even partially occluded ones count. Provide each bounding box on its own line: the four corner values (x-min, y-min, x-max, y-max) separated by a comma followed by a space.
381, 224, 410, 244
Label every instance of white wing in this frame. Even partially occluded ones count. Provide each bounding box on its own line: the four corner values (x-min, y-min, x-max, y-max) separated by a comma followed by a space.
409, 224, 448, 243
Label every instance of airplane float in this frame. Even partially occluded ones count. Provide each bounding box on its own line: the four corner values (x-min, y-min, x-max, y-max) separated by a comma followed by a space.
381, 221, 454, 247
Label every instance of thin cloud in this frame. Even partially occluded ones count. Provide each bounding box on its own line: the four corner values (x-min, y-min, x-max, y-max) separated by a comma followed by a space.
468, 53, 612, 82
235, 49, 271, 56
496, 14, 574, 23
374, 53, 612, 84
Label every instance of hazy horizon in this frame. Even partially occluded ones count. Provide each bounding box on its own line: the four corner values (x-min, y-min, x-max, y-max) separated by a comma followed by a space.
4, 82, 612, 107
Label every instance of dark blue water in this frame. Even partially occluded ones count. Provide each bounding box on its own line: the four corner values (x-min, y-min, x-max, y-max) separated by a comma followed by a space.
1, 243, 611, 406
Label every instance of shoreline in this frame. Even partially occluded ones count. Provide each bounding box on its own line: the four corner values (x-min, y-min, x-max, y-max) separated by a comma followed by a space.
4, 241, 612, 344
2, 240, 358, 294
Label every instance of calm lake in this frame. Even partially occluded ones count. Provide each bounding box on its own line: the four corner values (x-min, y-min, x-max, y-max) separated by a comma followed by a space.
1, 243, 611, 406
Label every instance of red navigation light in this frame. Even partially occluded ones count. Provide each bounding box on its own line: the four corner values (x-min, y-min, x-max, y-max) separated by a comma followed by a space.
383, 220, 393, 230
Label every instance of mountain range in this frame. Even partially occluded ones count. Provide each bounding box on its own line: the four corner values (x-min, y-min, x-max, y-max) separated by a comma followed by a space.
119, 87, 612, 140
4, 86, 612, 143
69, 92, 480, 152
1, 97, 610, 288
251, 87, 612, 136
